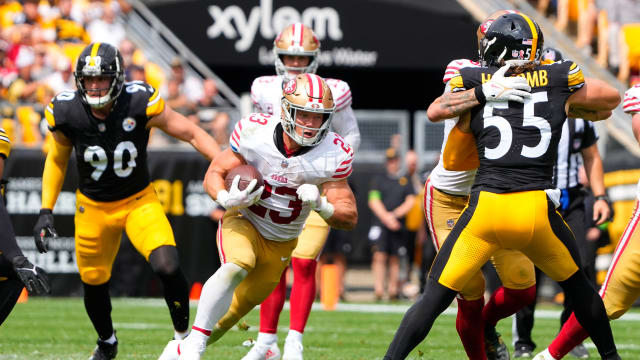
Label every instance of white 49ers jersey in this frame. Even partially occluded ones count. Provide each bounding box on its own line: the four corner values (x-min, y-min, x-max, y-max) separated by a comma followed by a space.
229, 112, 354, 241
250, 75, 360, 151
428, 59, 480, 196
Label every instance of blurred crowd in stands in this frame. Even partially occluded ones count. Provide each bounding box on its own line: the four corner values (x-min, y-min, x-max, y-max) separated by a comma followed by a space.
0, 0, 230, 151
532, 0, 640, 85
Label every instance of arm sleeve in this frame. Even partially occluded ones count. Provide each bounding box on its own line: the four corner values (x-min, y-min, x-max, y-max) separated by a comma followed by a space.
567, 61, 585, 93
41, 137, 72, 209
623, 85, 640, 113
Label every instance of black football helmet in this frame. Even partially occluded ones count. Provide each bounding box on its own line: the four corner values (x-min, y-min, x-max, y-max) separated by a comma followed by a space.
479, 12, 544, 67
74, 42, 125, 108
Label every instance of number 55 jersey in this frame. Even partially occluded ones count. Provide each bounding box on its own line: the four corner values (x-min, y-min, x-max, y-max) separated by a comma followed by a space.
229, 112, 354, 241
448, 60, 585, 193
44, 81, 164, 202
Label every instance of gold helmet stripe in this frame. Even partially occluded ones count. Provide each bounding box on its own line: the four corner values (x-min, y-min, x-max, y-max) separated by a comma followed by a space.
89, 42, 101, 66
518, 13, 538, 61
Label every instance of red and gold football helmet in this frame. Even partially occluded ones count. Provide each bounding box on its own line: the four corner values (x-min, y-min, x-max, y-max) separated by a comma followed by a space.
281, 73, 334, 146
273, 23, 320, 79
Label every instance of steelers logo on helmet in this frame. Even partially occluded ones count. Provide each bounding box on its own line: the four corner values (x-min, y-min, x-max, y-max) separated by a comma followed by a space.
273, 23, 320, 80
280, 74, 335, 147
74, 42, 125, 109
479, 12, 544, 67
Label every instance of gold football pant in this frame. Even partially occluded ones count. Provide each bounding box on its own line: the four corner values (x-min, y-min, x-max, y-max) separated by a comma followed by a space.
216, 210, 297, 330
599, 200, 640, 319
424, 180, 536, 300
74, 184, 176, 285
292, 210, 330, 259
430, 190, 579, 293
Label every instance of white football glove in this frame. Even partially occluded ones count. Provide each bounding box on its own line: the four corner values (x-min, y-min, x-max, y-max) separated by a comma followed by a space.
296, 184, 334, 219
216, 175, 264, 210
481, 62, 531, 103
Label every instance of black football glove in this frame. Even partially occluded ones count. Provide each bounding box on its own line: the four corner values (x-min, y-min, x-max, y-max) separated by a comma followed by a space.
12, 255, 51, 295
33, 209, 57, 253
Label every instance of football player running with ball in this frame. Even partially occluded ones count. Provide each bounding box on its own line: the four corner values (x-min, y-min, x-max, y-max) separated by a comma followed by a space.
531, 84, 640, 360
33, 43, 220, 360
159, 74, 357, 360
384, 13, 621, 360
245, 22, 360, 360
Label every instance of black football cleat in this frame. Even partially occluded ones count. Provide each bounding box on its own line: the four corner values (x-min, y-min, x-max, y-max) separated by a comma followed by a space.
88, 336, 118, 360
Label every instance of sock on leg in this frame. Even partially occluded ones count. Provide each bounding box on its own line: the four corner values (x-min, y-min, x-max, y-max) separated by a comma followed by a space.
548, 312, 589, 359
456, 297, 486, 360
483, 285, 536, 327
289, 258, 317, 333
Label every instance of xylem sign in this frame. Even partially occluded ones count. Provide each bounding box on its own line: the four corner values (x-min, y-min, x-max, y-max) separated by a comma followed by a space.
206, 0, 343, 52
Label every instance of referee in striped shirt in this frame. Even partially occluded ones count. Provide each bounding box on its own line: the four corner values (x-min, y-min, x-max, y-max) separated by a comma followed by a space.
512, 48, 612, 359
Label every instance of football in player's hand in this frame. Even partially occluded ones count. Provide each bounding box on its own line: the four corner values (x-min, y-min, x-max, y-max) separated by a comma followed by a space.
225, 165, 264, 191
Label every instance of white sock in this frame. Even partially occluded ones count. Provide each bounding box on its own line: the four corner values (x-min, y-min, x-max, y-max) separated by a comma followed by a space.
191, 263, 247, 332
286, 329, 303, 343
257, 332, 278, 345
102, 333, 117, 345
174, 330, 188, 340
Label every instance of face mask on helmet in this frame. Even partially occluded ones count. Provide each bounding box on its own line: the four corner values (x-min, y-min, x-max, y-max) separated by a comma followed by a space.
479, 13, 544, 67
75, 43, 125, 109
476, 10, 521, 61
273, 23, 320, 80
280, 74, 335, 147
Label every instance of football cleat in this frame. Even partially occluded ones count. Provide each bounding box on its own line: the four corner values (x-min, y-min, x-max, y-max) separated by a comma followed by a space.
514, 343, 535, 358
177, 337, 206, 360
568, 343, 589, 359
485, 326, 510, 360
88, 336, 118, 360
241, 341, 281, 360
158, 340, 181, 360
532, 349, 557, 360
282, 338, 304, 360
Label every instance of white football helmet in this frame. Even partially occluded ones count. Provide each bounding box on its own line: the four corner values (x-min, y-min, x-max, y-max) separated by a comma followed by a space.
274, 23, 320, 79
281, 73, 335, 147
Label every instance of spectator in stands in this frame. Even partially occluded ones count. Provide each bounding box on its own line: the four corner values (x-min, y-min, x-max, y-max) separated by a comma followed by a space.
42, 56, 73, 94
163, 56, 203, 104
368, 147, 416, 301
126, 63, 145, 82
196, 78, 230, 148
87, 3, 125, 46
52, 0, 90, 45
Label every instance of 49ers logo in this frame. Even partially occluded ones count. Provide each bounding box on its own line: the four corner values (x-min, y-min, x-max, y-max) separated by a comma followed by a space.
480, 19, 494, 35
283, 79, 296, 94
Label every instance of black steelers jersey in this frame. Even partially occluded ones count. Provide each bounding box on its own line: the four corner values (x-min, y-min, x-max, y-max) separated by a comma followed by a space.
449, 60, 585, 193
45, 81, 165, 201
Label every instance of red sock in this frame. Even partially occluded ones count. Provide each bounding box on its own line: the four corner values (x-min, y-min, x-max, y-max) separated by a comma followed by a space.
548, 312, 589, 359
456, 298, 486, 360
289, 257, 317, 333
259, 269, 287, 334
482, 285, 536, 327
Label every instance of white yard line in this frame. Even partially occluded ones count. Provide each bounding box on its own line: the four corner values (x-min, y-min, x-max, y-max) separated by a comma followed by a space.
113, 298, 640, 321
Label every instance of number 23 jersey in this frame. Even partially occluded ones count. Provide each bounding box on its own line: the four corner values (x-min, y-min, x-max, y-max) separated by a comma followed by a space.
45, 81, 165, 201
229, 113, 354, 241
450, 60, 585, 193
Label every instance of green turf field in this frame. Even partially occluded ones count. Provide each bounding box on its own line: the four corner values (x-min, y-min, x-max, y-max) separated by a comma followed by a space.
1, 298, 640, 359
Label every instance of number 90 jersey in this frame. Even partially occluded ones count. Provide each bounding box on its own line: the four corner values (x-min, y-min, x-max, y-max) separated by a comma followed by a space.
45, 81, 165, 201
229, 113, 354, 241
450, 60, 585, 193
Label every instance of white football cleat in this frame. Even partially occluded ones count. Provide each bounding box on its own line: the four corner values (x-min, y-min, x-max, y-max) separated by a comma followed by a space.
241, 341, 281, 360
532, 348, 557, 360
282, 338, 303, 360
159, 340, 181, 360
177, 337, 206, 360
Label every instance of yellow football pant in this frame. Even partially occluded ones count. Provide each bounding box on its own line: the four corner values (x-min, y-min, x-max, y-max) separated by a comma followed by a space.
431, 190, 579, 292
424, 180, 536, 300
74, 184, 175, 285
292, 211, 330, 260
